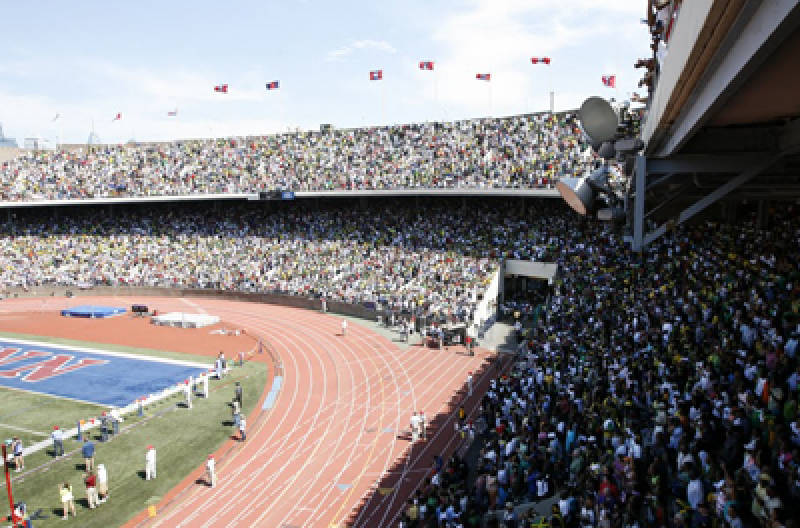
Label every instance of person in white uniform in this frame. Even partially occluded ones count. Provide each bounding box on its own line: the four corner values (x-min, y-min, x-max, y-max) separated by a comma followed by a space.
145, 445, 157, 480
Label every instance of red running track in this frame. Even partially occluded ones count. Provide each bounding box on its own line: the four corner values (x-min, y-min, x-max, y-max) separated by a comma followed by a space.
1, 296, 497, 527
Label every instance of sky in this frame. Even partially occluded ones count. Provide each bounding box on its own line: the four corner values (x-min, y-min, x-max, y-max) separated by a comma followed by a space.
0, 0, 650, 145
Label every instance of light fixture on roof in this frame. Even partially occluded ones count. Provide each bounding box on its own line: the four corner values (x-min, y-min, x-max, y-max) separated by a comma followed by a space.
556, 97, 627, 221
556, 165, 614, 216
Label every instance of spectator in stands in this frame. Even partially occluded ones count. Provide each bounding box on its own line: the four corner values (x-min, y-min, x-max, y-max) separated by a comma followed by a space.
390, 202, 800, 527
0, 112, 598, 201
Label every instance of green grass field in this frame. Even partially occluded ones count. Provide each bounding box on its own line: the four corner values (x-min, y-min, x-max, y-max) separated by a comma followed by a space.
0, 332, 269, 527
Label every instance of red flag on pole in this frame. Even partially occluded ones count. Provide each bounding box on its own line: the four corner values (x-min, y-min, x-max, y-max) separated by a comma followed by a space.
112, 112, 122, 122
419, 61, 434, 71
531, 57, 551, 65
475, 73, 491, 81
369, 70, 383, 80
601, 75, 616, 88
214, 84, 229, 93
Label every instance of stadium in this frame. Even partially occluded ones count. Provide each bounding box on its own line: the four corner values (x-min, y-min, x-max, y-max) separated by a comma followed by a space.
2, 1, 800, 527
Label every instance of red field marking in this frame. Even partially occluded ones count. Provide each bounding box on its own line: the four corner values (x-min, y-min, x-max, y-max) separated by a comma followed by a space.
0, 296, 494, 527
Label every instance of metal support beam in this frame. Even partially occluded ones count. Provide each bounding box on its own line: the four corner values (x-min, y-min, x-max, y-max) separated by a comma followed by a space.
654, 0, 797, 157
646, 154, 761, 174
644, 183, 694, 219
632, 155, 646, 252
779, 118, 800, 152
642, 153, 782, 246
757, 199, 766, 229
646, 173, 677, 190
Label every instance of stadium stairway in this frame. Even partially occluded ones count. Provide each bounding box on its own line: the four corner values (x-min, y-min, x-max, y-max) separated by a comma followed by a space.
479, 321, 517, 354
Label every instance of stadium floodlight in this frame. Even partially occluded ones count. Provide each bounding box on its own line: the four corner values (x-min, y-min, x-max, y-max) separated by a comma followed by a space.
579, 97, 619, 144
556, 165, 613, 216
556, 177, 594, 216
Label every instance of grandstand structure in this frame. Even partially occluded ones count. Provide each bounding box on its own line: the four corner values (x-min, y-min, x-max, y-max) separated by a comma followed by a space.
630, 0, 800, 250
0, 111, 586, 205
0, 110, 591, 337
1, 3, 800, 526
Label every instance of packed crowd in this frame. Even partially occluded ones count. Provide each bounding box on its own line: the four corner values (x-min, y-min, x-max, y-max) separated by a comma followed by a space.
3, 194, 797, 527
0, 112, 595, 200
0, 200, 571, 323
398, 204, 800, 528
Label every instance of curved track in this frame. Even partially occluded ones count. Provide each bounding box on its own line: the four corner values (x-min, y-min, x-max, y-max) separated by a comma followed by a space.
0, 296, 496, 527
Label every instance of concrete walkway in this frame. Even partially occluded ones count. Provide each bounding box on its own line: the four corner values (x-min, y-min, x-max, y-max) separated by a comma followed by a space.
330, 312, 516, 354
480, 321, 517, 353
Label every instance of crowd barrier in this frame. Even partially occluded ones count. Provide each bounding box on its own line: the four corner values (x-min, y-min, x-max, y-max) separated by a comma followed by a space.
20, 372, 211, 457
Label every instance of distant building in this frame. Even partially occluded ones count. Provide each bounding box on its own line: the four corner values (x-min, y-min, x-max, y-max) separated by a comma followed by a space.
23, 137, 55, 151
0, 124, 18, 148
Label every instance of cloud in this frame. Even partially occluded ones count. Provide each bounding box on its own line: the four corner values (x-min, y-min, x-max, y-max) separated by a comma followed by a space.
326, 39, 397, 62
0, 59, 289, 144
426, 0, 649, 116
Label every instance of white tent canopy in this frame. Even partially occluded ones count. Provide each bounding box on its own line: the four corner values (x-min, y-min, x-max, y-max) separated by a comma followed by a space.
151, 312, 220, 328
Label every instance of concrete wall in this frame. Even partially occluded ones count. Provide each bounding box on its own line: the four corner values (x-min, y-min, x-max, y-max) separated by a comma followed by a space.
505, 260, 558, 283
472, 266, 503, 338
1, 285, 382, 322
0, 147, 21, 164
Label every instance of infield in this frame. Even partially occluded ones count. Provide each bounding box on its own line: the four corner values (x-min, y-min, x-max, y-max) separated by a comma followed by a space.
0, 337, 209, 407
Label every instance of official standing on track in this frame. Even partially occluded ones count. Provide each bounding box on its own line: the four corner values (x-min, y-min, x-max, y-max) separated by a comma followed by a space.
82, 435, 95, 472
467, 371, 474, 396
97, 463, 109, 503
341, 319, 348, 336
410, 412, 420, 442
59, 482, 76, 520
239, 416, 247, 441
206, 454, 217, 487
232, 399, 241, 430
52, 426, 64, 457
234, 381, 243, 407
84, 470, 98, 509
145, 445, 157, 480
12, 437, 23, 472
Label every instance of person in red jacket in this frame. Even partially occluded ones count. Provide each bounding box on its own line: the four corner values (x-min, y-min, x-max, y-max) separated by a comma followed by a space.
85, 470, 98, 509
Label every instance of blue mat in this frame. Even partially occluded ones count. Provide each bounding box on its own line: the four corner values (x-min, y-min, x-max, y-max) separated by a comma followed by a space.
0, 338, 208, 407
61, 305, 126, 318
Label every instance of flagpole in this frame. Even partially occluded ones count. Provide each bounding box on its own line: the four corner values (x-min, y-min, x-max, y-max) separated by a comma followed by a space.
433, 69, 439, 121
381, 80, 386, 127
488, 82, 492, 118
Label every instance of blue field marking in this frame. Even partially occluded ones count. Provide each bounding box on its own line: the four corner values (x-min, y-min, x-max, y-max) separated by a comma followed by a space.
0, 337, 208, 407
262, 376, 283, 410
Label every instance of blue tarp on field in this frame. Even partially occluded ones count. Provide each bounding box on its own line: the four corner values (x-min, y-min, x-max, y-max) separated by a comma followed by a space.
61, 305, 126, 318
